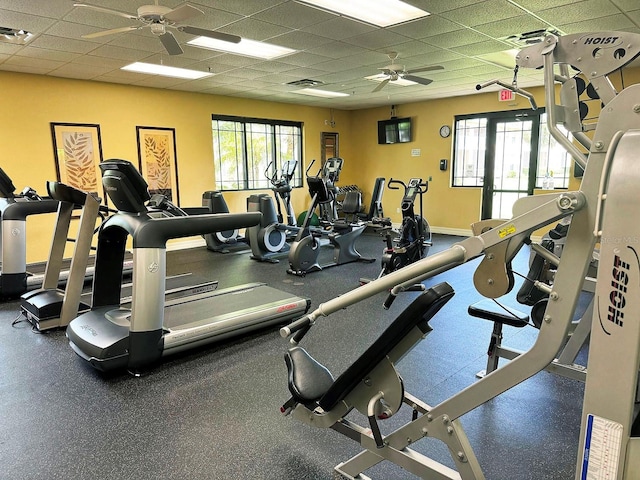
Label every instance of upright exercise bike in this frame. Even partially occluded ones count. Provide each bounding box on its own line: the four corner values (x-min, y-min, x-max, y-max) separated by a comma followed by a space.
369, 178, 431, 281
287, 160, 374, 276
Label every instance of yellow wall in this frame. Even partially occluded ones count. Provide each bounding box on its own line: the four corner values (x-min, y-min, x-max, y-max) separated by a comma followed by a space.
345, 87, 553, 230
0, 71, 351, 262
3, 67, 638, 262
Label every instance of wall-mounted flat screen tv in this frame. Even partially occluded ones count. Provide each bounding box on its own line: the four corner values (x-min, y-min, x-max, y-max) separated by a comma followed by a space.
378, 117, 412, 144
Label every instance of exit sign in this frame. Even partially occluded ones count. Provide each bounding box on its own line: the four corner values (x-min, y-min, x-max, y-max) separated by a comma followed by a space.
499, 89, 514, 101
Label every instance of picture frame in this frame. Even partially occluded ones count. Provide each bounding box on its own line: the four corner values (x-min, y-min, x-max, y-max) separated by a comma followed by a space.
136, 126, 179, 205
50, 122, 104, 200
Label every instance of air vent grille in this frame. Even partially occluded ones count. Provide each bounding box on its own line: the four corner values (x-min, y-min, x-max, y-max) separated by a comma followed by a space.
287, 79, 325, 87
501, 28, 563, 48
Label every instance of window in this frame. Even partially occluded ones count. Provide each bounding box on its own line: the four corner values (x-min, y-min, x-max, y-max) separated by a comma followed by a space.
452, 110, 573, 190
212, 115, 303, 191
535, 113, 572, 189
453, 117, 487, 187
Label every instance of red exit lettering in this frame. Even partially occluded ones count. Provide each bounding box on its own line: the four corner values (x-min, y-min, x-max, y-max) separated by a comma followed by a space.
499, 89, 514, 101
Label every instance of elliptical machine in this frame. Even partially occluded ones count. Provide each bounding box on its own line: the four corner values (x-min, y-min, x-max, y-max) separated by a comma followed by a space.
317, 157, 342, 224
366, 178, 431, 282
246, 160, 299, 263
201, 191, 249, 253
287, 160, 374, 276
268, 160, 297, 228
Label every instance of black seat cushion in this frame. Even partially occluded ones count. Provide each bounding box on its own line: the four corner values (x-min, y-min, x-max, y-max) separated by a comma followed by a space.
284, 347, 335, 403
468, 299, 529, 327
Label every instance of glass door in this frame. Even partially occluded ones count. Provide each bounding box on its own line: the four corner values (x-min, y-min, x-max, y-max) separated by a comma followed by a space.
481, 116, 539, 219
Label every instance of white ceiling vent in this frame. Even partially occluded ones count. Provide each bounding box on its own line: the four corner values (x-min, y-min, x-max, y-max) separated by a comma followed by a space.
501, 28, 563, 49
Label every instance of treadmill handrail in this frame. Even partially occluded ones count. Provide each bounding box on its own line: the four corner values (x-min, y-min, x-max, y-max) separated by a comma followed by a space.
103, 211, 263, 248
1, 198, 60, 220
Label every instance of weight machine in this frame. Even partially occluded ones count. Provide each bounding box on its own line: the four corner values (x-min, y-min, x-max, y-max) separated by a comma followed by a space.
280, 31, 640, 479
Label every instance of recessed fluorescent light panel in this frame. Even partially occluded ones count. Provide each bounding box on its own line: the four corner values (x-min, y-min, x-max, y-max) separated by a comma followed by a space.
365, 74, 416, 87
187, 37, 296, 60
121, 62, 213, 80
293, 88, 349, 98
297, 0, 429, 27
0, 26, 35, 45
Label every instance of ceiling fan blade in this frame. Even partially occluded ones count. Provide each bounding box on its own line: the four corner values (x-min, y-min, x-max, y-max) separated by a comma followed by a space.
372, 78, 390, 93
73, 3, 137, 20
164, 4, 203, 23
159, 32, 184, 55
179, 25, 241, 44
409, 65, 444, 74
403, 75, 433, 86
82, 26, 140, 39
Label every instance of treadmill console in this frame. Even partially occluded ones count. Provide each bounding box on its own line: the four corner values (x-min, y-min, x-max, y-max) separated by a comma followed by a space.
100, 160, 150, 213
0, 167, 16, 198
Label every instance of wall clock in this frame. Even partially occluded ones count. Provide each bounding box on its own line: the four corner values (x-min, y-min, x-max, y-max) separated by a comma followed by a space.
439, 125, 451, 138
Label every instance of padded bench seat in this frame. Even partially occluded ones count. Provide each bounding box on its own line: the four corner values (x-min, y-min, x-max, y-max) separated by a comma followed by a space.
468, 299, 529, 328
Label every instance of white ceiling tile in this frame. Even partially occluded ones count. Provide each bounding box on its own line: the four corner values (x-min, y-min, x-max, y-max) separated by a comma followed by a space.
439, 0, 526, 27
536, 0, 621, 24
301, 16, 376, 41
0, 0, 637, 109
252, 2, 336, 28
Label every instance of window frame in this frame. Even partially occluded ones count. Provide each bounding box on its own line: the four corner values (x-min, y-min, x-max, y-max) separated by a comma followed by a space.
212, 114, 303, 191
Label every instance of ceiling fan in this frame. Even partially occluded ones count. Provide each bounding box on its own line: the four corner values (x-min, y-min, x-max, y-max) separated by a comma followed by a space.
371, 52, 444, 92
73, 2, 241, 55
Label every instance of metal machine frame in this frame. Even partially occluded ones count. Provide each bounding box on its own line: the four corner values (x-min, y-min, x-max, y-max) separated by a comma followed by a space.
20, 182, 101, 331
280, 31, 640, 479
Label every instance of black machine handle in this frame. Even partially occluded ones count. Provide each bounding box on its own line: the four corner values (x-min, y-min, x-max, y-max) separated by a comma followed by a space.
280, 314, 314, 344
383, 292, 397, 310
387, 178, 406, 190
388, 178, 429, 195
264, 160, 275, 181
305, 159, 316, 176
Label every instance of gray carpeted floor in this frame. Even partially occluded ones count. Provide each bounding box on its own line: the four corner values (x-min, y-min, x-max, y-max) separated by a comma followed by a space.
0, 233, 590, 480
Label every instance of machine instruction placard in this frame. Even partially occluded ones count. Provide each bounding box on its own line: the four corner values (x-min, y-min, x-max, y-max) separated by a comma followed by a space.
581, 414, 623, 479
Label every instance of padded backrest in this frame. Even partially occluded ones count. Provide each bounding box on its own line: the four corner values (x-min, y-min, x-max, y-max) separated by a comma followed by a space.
318, 282, 455, 412
365, 177, 385, 219
341, 191, 362, 215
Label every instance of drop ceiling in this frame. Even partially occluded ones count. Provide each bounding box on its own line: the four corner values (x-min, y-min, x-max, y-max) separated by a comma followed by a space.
1, 0, 639, 110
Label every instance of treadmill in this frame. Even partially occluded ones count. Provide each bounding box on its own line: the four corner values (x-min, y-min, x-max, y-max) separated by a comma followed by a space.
19, 182, 214, 332
66, 160, 311, 373
0, 167, 59, 298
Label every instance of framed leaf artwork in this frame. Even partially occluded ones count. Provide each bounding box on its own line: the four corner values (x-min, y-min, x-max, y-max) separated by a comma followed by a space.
136, 126, 179, 205
51, 122, 104, 200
